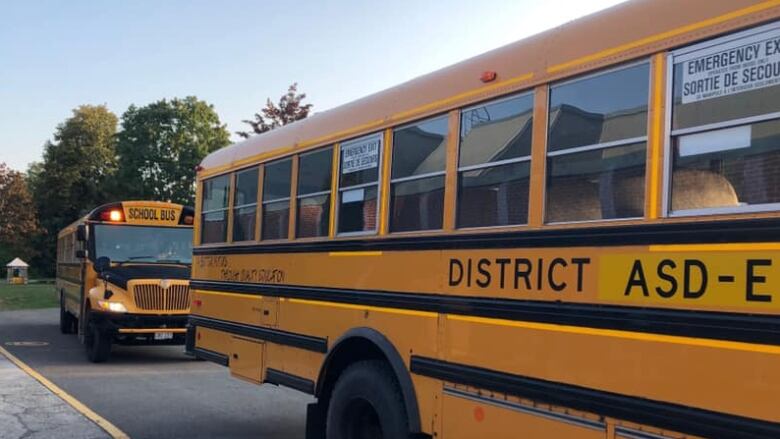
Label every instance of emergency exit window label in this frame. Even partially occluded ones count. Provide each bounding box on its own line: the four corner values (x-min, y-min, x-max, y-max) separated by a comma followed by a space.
599, 254, 779, 309
341, 136, 380, 174
680, 27, 780, 104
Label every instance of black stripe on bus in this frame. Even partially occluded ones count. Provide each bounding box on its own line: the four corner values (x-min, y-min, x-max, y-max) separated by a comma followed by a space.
189, 315, 328, 353
193, 347, 229, 367
409, 356, 780, 439
194, 217, 780, 255
265, 368, 315, 395
189, 280, 780, 346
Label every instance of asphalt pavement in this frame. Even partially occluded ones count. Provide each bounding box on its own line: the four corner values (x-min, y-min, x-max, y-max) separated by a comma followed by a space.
0, 309, 313, 439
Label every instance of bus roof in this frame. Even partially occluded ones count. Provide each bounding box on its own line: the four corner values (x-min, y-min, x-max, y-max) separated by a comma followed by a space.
199, 0, 770, 177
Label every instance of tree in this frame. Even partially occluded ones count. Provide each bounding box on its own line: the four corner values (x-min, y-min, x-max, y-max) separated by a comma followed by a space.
237, 83, 312, 138
29, 105, 119, 275
0, 163, 41, 264
115, 96, 230, 205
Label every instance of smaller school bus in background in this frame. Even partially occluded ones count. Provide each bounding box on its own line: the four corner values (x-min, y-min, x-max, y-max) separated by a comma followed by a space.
56, 201, 194, 362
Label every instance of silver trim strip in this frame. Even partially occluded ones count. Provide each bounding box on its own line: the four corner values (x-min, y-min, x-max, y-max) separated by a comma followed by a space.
233, 202, 258, 210
443, 387, 605, 431
547, 136, 647, 157
262, 197, 291, 205
391, 171, 446, 184
669, 202, 780, 217
458, 155, 531, 172
297, 190, 331, 199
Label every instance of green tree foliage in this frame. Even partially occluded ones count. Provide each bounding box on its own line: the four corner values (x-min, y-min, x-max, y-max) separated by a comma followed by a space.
0, 163, 42, 265
28, 105, 118, 275
237, 83, 312, 138
115, 96, 230, 205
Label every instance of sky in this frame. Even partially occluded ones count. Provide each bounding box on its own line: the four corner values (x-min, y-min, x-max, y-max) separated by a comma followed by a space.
0, 0, 628, 172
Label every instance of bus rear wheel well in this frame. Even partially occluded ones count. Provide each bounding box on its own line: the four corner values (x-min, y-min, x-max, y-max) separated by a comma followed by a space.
313, 328, 423, 436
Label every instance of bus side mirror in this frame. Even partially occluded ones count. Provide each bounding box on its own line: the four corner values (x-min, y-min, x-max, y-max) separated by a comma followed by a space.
94, 256, 111, 274
76, 225, 87, 242
75, 250, 86, 259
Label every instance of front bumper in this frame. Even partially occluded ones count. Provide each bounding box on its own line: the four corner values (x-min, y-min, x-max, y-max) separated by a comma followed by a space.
90, 312, 189, 345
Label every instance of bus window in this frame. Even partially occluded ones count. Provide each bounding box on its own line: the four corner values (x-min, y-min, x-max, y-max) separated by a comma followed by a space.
457, 93, 533, 228
262, 158, 292, 240
670, 23, 780, 214
296, 147, 332, 238
232, 167, 259, 242
338, 133, 382, 234
390, 115, 447, 232
201, 175, 230, 243
546, 63, 649, 223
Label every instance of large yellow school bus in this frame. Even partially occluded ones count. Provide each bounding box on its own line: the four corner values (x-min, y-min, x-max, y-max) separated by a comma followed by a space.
188, 1, 780, 437
57, 201, 194, 362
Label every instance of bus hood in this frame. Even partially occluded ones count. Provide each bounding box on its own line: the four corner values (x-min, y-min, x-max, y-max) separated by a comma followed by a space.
98, 265, 191, 289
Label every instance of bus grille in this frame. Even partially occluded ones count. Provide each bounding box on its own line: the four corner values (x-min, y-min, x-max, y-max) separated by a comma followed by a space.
133, 283, 190, 311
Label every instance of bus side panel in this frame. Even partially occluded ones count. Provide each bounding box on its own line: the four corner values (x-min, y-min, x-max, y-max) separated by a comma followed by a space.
443, 315, 780, 423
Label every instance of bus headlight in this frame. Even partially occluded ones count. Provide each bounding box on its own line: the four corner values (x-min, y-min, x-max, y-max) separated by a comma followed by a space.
97, 300, 127, 313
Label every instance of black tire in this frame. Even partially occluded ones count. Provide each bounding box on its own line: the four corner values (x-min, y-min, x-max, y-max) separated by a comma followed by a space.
59, 294, 76, 334
326, 360, 409, 439
85, 314, 111, 363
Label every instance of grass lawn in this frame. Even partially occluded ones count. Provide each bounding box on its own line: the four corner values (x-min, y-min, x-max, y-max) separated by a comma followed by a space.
0, 282, 58, 311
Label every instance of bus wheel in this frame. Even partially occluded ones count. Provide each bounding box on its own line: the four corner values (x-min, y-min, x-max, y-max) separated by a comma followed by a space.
85, 317, 111, 363
326, 360, 408, 439
59, 294, 76, 334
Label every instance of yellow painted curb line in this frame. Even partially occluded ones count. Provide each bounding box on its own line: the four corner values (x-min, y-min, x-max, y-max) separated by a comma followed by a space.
0, 345, 130, 439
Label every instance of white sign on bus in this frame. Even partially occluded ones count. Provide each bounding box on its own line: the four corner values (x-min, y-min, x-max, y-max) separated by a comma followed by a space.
681, 30, 780, 104
341, 136, 380, 174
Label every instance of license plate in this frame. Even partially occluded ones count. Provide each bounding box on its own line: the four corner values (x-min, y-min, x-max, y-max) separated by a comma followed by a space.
154, 332, 173, 340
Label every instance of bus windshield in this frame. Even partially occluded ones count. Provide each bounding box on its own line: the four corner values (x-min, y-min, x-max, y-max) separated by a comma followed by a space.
93, 224, 193, 264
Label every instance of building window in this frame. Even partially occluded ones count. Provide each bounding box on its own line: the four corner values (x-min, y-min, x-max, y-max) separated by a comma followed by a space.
296, 147, 332, 238
201, 175, 230, 243
232, 167, 259, 242
546, 62, 649, 223
338, 133, 382, 234
390, 115, 447, 232
262, 158, 292, 240
669, 23, 780, 214
457, 93, 534, 228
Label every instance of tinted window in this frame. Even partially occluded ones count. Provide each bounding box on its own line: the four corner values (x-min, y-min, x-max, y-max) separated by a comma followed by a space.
390, 175, 444, 232
298, 148, 333, 195
549, 63, 649, 152
234, 168, 258, 206
460, 94, 534, 167
671, 119, 780, 211
297, 194, 330, 238
202, 175, 229, 212
392, 116, 448, 179
458, 161, 530, 228
262, 200, 290, 240
546, 142, 646, 222
263, 159, 292, 201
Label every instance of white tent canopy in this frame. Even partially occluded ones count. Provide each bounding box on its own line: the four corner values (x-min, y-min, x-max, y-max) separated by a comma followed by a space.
6, 258, 29, 268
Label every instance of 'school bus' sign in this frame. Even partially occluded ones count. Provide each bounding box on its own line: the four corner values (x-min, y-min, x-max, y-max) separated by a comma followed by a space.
681, 26, 780, 104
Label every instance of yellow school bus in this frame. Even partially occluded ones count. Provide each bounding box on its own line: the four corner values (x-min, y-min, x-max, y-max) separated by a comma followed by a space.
188, 1, 780, 437
57, 201, 194, 363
